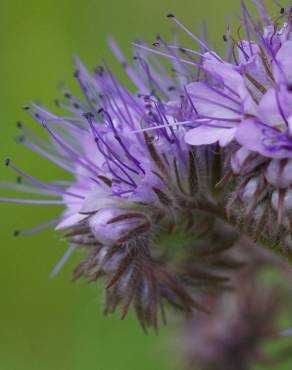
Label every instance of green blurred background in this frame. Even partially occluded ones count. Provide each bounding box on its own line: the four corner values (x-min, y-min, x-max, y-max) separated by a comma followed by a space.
0, 1, 291, 370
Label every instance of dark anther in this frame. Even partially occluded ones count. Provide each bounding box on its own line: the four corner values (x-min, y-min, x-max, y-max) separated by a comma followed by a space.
179, 47, 186, 53
54, 99, 60, 107
22, 106, 30, 110
16, 176, 22, 184
280, 7, 285, 14
223, 34, 228, 42
14, 230, 20, 237
4, 158, 10, 166
34, 113, 40, 119
17, 135, 25, 143
73, 70, 79, 78
168, 86, 176, 91
153, 42, 160, 47
73, 103, 80, 109
97, 108, 104, 114
64, 92, 71, 98
166, 13, 175, 18
83, 112, 94, 120
133, 56, 139, 60
16, 121, 22, 128
94, 137, 99, 143
95, 65, 104, 76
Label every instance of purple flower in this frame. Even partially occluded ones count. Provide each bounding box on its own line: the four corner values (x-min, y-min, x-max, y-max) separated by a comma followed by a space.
1, 38, 239, 330
3, 0, 290, 334
181, 260, 286, 370
179, 58, 250, 147
142, 2, 292, 241
172, 5, 292, 160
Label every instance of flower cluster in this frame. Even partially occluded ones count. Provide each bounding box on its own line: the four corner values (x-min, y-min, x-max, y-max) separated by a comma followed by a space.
164, 2, 292, 247
2, 1, 292, 358
2, 40, 241, 330
181, 258, 288, 370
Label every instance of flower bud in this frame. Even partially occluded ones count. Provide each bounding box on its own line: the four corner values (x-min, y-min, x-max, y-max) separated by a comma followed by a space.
89, 208, 145, 245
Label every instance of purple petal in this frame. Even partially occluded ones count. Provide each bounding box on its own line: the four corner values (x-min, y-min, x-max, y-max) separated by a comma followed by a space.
185, 125, 236, 146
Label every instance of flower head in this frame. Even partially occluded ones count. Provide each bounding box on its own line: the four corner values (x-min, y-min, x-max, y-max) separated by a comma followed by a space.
153, 2, 292, 246
1, 38, 240, 330
3, 0, 291, 335
181, 263, 287, 370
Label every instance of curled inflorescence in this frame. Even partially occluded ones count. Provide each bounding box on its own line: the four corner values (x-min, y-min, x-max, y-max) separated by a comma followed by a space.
2, 2, 292, 366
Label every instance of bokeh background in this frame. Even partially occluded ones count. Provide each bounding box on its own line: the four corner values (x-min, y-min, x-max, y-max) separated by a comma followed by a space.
1, 1, 291, 370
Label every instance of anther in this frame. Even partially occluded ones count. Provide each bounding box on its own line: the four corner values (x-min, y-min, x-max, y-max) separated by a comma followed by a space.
95, 66, 104, 76
83, 112, 94, 119
16, 121, 22, 128
4, 158, 10, 167
22, 106, 30, 110
280, 7, 285, 15
223, 34, 228, 42
166, 13, 175, 18
153, 42, 160, 47
17, 135, 25, 143
14, 230, 20, 237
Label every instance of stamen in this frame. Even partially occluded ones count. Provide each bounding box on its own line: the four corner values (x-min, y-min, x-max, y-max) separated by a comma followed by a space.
5, 160, 84, 199
50, 244, 77, 278
14, 218, 59, 236
167, 15, 223, 62
133, 43, 199, 68
41, 120, 100, 175
0, 198, 72, 205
